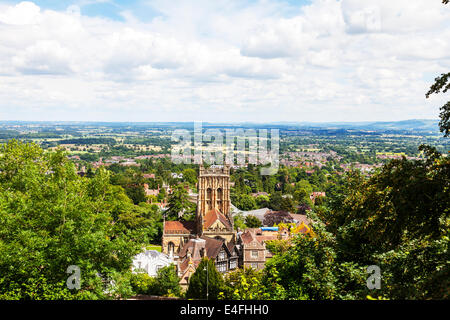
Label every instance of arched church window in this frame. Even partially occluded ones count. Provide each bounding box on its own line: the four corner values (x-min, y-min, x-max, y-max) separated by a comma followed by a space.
168, 242, 175, 255
207, 188, 212, 210
217, 188, 223, 212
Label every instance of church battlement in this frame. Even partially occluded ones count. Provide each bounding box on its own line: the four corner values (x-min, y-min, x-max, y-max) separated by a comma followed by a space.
199, 164, 230, 177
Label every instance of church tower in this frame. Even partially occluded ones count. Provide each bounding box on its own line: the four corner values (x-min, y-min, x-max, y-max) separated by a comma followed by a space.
196, 165, 234, 243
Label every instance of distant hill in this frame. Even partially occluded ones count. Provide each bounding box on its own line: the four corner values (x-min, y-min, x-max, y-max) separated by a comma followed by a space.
266, 119, 440, 132
0, 119, 441, 133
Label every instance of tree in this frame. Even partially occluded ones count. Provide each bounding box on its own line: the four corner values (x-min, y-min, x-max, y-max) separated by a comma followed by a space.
233, 213, 247, 231
182, 168, 197, 185
166, 184, 193, 220
234, 194, 257, 211
426, 72, 450, 136
426, 1, 449, 136
323, 147, 450, 299
154, 265, 181, 297
186, 258, 224, 300
293, 188, 308, 203
219, 267, 267, 300
124, 184, 147, 205
263, 224, 366, 300
268, 192, 283, 211
245, 215, 262, 228
255, 195, 270, 208
263, 211, 294, 227
280, 196, 295, 213
130, 264, 181, 297
0, 140, 145, 299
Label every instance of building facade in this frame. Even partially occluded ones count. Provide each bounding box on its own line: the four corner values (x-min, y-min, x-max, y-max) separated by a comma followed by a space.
131, 250, 174, 277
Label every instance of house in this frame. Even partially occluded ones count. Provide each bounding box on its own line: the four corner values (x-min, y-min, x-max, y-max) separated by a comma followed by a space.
237, 229, 270, 270
144, 184, 160, 197
171, 172, 183, 179
310, 192, 326, 204
131, 250, 174, 277
176, 236, 239, 290
250, 192, 269, 198
290, 214, 311, 227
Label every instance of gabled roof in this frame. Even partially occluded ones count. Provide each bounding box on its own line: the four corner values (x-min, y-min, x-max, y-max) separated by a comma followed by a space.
202, 236, 226, 258
164, 221, 196, 234
290, 214, 311, 226
240, 230, 255, 244
204, 207, 232, 231
178, 238, 206, 260
178, 236, 230, 261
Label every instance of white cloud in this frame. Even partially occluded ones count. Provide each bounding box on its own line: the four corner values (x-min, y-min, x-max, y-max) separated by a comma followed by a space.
0, 0, 449, 122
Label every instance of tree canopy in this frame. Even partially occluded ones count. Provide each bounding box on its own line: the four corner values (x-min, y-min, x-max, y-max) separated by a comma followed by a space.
0, 140, 155, 299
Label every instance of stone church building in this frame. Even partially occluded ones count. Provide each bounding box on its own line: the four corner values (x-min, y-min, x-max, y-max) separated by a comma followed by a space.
161, 165, 238, 284
160, 164, 309, 289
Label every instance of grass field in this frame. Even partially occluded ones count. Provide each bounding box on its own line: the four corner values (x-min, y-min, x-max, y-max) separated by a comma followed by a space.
146, 245, 162, 252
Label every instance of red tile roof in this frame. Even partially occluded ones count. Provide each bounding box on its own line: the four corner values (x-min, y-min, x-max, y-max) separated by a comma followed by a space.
204, 207, 232, 231
164, 221, 196, 234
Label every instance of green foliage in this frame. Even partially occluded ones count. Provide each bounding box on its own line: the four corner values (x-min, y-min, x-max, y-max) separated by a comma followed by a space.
245, 215, 262, 228
166, 184, 194, 220
233, 213, 247, 231
255, 195, 270, 208
322, 148, 450, 299
219, 267, 268, 300
233, 194, 257, 211
186, 258, 224, 300
427, 72, 450, 137
0, 140, 148, 299
154, 265, 182, 297
265, 239, 291, 256
268, 192, 283, 211
280, 196, 295, 212
182, 168, 198, 185
264, 225, 366, 300
130, 265, 180, 297
130, 272, 157, 295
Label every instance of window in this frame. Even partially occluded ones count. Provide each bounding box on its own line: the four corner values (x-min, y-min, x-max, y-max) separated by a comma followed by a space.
207, 188, 212, 210
229, 260, 237, 269
168, 242, 175, 254
251, 263, 258, 269
219, 250, 226, 260
217, 188, 223, 211
217, 262, 227, 273
251, 250, 258, 258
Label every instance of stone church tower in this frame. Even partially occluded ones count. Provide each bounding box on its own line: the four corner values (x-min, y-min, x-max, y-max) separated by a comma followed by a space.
162, 164, 235, 257
196, 165, 235, 243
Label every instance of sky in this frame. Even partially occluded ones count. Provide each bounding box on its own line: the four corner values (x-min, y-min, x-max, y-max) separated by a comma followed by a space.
0, 0, 449, 123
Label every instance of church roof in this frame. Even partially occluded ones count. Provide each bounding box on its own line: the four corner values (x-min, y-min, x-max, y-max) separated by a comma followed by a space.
164, 221, 196, 234
204, 207, 232, 230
